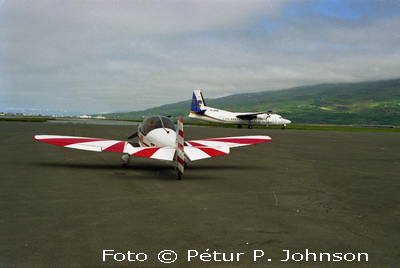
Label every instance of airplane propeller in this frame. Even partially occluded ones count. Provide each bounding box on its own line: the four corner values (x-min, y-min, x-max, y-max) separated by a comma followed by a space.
127, 132, 138, 140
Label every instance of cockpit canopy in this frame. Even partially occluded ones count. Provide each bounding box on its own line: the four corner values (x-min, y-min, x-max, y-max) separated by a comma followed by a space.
139, 116, 176, 135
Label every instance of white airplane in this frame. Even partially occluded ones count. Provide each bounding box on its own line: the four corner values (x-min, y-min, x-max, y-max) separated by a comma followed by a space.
34, 116, 271, 179
188, 90, 291, 129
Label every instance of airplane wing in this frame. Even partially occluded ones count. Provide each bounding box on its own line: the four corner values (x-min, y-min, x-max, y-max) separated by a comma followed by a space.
35, 135, 271, 162
185, 135, 271, 161
236, 112, 269, 120
184, 142, 230, 161
34, 135, 175, 161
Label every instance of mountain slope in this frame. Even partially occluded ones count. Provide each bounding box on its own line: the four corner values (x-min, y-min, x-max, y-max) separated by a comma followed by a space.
106, 78, 400, 125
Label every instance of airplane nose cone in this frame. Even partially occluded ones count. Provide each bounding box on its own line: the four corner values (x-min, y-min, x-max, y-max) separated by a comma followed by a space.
285, 119, 291, 124
146, 128, 176, 147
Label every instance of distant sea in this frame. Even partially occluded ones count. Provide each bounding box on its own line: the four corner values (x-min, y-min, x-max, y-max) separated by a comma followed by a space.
48, 118, 138, 126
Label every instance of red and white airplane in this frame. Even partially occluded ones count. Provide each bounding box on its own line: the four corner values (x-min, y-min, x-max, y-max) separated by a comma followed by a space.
34, 116, 271, 179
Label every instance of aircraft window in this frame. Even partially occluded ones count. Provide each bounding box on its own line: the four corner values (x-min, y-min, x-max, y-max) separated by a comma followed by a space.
139, 116, 176, 135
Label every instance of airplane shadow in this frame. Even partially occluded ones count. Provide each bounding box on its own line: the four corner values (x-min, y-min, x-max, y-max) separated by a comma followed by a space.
31, 161, 127, 171
29, 161, 260, 181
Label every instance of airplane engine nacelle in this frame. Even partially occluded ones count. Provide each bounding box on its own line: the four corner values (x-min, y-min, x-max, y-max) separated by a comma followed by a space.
256, 114, 269, 119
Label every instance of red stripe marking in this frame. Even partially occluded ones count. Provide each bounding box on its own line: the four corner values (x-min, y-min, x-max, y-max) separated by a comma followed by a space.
178, 129, 184, 137
103, 141, 126, 152
132, 148, 160, 158
178, 143, 184, 151
187, 141, 228, 157
38, 138, 105, 146
177, 157, 185, 166
199, 147, 227, 157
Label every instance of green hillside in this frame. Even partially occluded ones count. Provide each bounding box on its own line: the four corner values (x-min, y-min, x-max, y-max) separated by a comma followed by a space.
106, 78, 400, 125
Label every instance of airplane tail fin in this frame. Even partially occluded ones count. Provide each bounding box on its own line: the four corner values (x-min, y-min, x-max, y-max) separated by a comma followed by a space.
190, 90, 207, 114
176, 116, 185, 179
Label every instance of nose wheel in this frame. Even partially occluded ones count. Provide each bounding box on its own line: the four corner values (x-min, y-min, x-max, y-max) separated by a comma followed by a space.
121, 154, 130, 167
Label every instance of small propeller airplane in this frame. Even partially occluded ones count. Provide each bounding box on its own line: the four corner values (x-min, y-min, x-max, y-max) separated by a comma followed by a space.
189, 90, 291, 129
34, 116, 271, 179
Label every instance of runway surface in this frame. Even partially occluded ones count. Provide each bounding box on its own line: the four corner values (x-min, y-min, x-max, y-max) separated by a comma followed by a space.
1, 121, 399, 267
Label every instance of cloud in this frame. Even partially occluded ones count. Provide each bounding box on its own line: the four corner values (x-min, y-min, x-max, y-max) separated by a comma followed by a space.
1, 0, 399, 114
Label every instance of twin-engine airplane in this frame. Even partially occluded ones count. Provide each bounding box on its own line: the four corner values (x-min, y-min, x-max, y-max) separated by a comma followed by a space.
189, 90, 291, 129
35, 116, 271, 179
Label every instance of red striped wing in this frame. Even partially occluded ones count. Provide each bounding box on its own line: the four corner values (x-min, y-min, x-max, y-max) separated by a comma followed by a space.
34, 135, 175, 161
184, 135, 271, 161
188, 135, 271, 148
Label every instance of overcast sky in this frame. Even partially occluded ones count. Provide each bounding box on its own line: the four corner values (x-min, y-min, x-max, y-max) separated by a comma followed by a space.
1, 0, 400, 115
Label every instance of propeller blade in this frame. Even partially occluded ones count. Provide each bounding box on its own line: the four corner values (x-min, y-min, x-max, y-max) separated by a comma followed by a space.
127, 132, 138, 140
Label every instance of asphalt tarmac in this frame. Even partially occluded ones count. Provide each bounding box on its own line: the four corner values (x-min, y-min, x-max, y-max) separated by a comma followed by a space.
1, 121, 399, 267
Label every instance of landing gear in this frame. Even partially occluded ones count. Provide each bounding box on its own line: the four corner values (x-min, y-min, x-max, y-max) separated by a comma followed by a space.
121, 154, 130, 167
237, 125, 242, 128
248, 125, 253, 129
282, 125, 286, 130
178, 172, 182, 180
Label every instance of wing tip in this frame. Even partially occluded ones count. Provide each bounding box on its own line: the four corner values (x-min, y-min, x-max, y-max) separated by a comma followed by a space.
34, 135, 43, 141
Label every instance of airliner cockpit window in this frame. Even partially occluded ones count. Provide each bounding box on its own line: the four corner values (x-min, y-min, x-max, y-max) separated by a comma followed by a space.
139, 116, 176, 135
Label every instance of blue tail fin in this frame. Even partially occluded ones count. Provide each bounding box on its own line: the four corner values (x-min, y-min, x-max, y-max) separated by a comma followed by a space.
191, 90, 206, 113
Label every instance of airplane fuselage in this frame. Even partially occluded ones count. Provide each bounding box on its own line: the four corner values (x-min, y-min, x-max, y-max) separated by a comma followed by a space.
189, 90, 291, 128
137, 116, 177, 148
138, 128, 176, 148
189, 107, 291, 127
